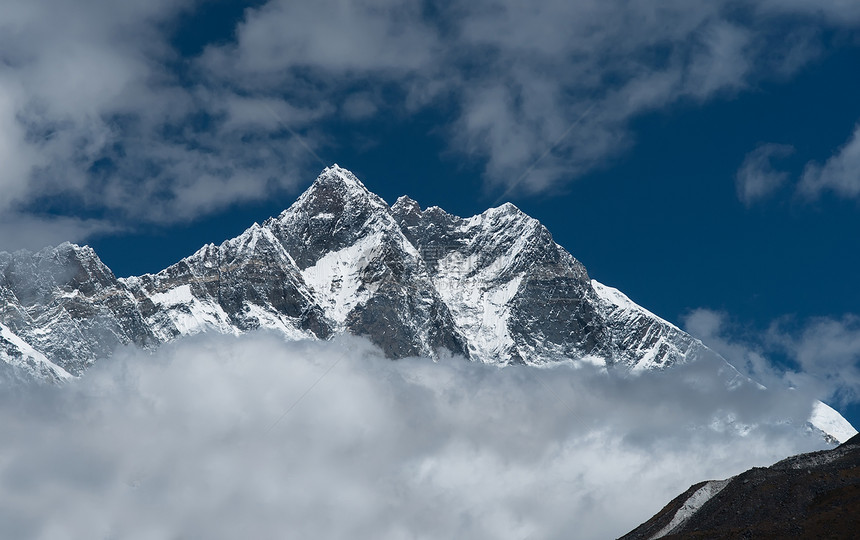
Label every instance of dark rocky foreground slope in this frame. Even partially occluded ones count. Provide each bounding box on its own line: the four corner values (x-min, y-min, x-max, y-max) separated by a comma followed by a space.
621, 434, 860, 539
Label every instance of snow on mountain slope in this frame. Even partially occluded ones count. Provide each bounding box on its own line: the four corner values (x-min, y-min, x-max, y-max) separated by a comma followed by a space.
810, 401, 858, 444
391, 195, 714, 370
300, 232, 382, 324
143, 283, 234, 338
650, 478, 733, 539
0, 322, 72, 383
590, 282, 855, 442
393, 196, 609, 364
0, 243, 157, 375
591, 280, 712, 371
123, 222, 331, 343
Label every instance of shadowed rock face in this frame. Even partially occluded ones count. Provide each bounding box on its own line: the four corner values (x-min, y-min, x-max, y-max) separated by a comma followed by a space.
0, 165, 783, 372
621, 434, 860, 540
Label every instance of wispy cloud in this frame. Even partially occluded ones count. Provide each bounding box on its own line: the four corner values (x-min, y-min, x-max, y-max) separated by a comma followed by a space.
735, 143, 795, 206
800, 123, 860, 200
0, 214, 118, 252
0, 332, 831, 539
770, 315, 860, 407
684, 308, 860, 408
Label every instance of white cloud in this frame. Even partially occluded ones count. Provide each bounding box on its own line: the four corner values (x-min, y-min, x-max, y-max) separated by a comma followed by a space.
201, 0, 438, 78
341, 92, 380, 121
769, 315, 860, 407
735, 143, 795, 206
800, 123, 860, 199
684, 308, 860, 408
0, 81, 35, 211
191, 0, 857, 196
757, 0, 860, 24
0, 0, 323, 240
0, 332, 832, 539
683, 308, 787, 390
684, 21, 753, 99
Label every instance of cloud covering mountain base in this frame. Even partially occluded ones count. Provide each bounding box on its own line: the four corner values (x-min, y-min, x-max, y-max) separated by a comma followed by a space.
0, 332, 834, 539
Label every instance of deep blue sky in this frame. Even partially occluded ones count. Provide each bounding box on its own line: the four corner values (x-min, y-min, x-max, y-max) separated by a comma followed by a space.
5, 1, 860, 425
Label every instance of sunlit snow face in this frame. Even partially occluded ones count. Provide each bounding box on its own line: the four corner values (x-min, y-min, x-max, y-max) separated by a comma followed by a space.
0, 332, 830, 539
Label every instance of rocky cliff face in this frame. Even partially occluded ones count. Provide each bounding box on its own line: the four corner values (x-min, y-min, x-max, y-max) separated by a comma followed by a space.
122, 224, 332, 344
0, 165, 854, 443
392, 196, 607, 364
0, 243, 156, 376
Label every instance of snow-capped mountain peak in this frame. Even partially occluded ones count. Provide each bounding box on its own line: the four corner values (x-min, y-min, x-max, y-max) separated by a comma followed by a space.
321, 163, 370, 190
392, 194, 420, 209
280, 164, 385, 225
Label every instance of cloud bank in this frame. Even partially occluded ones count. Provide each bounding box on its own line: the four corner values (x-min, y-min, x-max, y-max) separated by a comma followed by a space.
2, 0, 860, 248
0, 332, 832, 539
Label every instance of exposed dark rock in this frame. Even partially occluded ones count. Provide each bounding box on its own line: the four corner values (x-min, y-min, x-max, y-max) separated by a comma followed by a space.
621, 435, 860, 539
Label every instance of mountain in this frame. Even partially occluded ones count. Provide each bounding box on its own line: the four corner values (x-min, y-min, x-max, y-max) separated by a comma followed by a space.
0, 165, 854, 443
621, 431, 860, 539
0, 243, 157, 376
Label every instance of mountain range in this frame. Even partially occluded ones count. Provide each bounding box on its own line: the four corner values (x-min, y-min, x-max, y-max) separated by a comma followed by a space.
0, 165, 855, 444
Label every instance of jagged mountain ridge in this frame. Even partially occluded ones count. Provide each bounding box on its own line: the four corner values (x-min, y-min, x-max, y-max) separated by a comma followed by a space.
0, 165, 706, 373
0, 165, 855, 443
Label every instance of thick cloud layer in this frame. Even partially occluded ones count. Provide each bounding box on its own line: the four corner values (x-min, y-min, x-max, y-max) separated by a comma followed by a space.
0, 332, 830, 539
